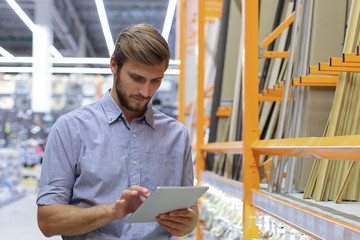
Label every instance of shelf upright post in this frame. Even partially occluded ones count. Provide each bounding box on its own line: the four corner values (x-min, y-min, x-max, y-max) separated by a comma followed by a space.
177, 0, 186, 124
196, 0, 205, 182
242, 0, 260, 239
196, 0, 205, 239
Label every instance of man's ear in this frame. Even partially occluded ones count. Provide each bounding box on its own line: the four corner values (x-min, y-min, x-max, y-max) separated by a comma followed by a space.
110, 56, 117, 74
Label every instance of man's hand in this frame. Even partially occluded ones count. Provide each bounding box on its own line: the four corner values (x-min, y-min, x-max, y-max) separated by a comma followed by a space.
155, 205, 199, 237
113, 185, 150, 220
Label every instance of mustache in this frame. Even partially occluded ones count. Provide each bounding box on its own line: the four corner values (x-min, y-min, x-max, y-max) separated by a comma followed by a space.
132, 94, 150, 101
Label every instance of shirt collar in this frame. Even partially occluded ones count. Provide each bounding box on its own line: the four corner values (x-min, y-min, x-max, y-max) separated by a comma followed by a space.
144, 102, 155, 128
100, 90, 155, 128
100, 90, 122, 124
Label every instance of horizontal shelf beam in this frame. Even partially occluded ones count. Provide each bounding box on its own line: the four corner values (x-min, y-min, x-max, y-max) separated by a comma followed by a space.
263, 51, 289, 58
252, 135, 360, 161
299, 75, 338, 86
251, 189, 360, 240
318, 62, 360, 72
202, 135, 360, 161
342, 53, 360, 63
201, 141, 243, 153
330, 57, 360, 67
258, 94, 282, 102
308, 65, 339, 75
259, 76, 337, 102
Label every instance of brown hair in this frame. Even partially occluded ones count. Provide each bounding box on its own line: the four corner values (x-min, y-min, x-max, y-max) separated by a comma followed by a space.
112, 24, 170, 71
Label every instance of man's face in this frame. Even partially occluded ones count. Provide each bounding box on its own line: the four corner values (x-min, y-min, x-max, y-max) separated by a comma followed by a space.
113, 59, 166, 115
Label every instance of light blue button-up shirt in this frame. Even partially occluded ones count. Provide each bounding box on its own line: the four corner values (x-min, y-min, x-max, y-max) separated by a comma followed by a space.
37, 91, 194, 240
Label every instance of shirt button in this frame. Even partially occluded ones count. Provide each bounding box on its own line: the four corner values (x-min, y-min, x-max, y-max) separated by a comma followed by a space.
132, 133, 136, 138
133, 160, 137, 165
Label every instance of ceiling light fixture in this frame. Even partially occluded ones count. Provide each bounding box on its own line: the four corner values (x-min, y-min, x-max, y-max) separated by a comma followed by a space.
0, 66, 180, 75
95, 0, 114, 56
0, 47, 14, 58
6, 0, 62, 58
48, 46, 64, 58
0, 57, 180, 66
162, 0, 177, 41
6, 0, 36, 32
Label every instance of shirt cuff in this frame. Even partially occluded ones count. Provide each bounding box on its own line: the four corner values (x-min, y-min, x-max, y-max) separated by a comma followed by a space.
36, 184, 72, 205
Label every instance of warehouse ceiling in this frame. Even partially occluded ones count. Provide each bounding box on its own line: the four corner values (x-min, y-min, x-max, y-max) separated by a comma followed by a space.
0, 0, 177, 59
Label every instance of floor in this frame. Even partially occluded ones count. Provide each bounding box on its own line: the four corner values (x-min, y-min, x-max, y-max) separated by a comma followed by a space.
0, 191, 61, 240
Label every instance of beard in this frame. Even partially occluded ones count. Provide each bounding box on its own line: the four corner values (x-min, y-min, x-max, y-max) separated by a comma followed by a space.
115, 73, 150, 113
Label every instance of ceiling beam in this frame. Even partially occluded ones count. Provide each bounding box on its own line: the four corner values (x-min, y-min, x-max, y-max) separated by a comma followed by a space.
64, 0, 96, 57
52, 8, 78, 52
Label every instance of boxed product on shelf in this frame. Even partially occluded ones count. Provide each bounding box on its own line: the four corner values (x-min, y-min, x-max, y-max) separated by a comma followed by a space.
0, 148, 25, 205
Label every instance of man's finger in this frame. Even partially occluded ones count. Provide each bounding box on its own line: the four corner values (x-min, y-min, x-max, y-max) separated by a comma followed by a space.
128, 185, 150, 197
169, 208, 195, 218
156, 217, 188, 236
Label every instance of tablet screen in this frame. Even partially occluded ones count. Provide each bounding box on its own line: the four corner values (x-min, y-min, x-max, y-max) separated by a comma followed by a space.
126, 186, 209, 223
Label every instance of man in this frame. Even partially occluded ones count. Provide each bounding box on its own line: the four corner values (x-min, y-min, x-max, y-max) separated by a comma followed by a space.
37, 24, 198, 239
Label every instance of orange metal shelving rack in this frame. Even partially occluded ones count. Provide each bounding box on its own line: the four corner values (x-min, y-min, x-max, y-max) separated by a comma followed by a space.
178, 1, 360, 239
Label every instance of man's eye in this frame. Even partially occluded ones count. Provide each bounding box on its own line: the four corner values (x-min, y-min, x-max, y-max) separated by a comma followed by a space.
132, 75, 142, 81
152, 79, 162, 83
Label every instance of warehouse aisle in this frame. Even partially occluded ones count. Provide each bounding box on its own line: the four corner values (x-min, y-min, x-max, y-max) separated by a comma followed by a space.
0, 192, 61, 240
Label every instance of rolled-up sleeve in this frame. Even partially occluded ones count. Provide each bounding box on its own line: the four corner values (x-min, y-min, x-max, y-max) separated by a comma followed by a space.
37, 115, 80, 205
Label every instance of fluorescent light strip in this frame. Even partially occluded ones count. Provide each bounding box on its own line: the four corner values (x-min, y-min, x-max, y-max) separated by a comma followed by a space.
0, 67, 180, 75
51, 57, 108, 64
162, 0, 177, 41
0, 57, 180, 66
6, 0, 36, 32
95, 0, 114, 56
0, 47, 14, 58
48, 46, 64, 58
6, 0, 63, 58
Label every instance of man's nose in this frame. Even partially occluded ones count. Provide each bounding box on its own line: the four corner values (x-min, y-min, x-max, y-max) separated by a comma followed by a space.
138, 82, 151, 98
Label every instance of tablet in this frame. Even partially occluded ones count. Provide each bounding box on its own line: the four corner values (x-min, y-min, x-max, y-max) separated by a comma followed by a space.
126, 186, 209, 223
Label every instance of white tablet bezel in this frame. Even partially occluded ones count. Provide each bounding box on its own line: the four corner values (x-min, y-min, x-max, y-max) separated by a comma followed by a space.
126, 186, 209, 223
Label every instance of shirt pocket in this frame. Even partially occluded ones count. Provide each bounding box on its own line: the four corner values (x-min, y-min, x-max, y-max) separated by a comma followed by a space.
141, 151, 176, 192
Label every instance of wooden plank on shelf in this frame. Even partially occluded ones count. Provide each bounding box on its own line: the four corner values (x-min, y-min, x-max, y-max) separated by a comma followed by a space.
259, 0, 294, 141
212, 115, 231, 174
268, 0, 301, 193
205, 0, 231, 171
304, 0, 360, 202
259, 0, 278, 76
335, 161, 356, 203
224, 2, 243, 179
252, 135, 360, 161
216, 0, 241, 178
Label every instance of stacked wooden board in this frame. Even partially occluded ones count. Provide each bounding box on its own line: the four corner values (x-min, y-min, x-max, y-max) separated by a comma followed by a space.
259, 0, 351, 196
304, 0, 360, 202
202, 0, 359, 203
